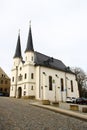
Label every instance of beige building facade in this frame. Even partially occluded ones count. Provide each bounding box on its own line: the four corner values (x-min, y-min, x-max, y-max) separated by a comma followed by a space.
0, 67, 10, 96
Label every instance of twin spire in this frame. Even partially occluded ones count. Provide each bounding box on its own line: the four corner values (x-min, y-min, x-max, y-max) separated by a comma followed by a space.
14, 21, 34, 59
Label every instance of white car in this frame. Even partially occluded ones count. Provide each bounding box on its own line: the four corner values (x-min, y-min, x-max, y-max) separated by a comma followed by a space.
71, 97, 76, 103
66, 97, 76, 103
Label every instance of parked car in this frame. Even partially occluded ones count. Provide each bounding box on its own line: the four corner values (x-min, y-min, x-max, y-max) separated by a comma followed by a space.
76, 97, 87, 104
66, 97, 72, 103
0, 92, 4, 96
0, 92, 9, 97
71, 97, 77, 103
66, 97, 76, 103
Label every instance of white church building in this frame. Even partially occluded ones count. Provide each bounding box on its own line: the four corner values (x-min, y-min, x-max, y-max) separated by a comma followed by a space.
10, 23, 79, 102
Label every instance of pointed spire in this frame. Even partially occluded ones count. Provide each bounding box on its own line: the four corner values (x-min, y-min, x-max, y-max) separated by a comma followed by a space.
25, 21, 34, 53
13, 30, 22, 59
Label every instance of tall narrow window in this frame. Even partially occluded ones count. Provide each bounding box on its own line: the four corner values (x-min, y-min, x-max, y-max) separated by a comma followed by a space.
1, 80, 3, 84
24, 73, 27, 79
31, 73, 34, 79
12, 77, 14, 82
24, 91, 26, 96
61, 78, 64, 91
49, 76, 52, 90
24, 84, 26, 89
31, 86, 33, 90
5, 80, 8, 84
31, 56, 33, 61
71, 80, 73, 92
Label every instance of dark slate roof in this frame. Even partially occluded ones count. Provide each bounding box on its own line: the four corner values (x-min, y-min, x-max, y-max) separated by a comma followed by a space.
14, 33, 22, 59
25, 24, 34, 53
34, 51, 74, 74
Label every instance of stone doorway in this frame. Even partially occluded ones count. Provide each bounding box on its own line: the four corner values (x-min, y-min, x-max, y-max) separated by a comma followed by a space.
18, 87, 22, 98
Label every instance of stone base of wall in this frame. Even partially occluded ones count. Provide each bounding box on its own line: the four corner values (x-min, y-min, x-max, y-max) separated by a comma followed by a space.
42, 100, 50, 105
70, 105, 79, 111
22, 96, 35, 99
51, 101, 59, 106
10, 96, 16, 98
82, 107, 87, 113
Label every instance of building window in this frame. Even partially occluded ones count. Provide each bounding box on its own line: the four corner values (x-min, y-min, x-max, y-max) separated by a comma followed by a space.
20, 67, 22, 70
4, 88, 7, 92
24, 84, 26, 89
18, 74, 22, 81
31, 86, 33, 90
25, 57, 27, 61
31, 56, 33, 61
71, 80, 73, 92
61, 78, 64, 91
0, 88, 2, 91
1, 80, 3, 84
31, 73, 34, 79
24, 73, 27, 79
11, 86, 13, 91
49, 76, 52, 90
5, 80, 8, 84
12, 77, 14, 82
24, 91, 26, 96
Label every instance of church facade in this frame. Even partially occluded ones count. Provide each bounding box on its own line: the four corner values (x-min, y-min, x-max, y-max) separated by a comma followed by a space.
10, 24, 79, 102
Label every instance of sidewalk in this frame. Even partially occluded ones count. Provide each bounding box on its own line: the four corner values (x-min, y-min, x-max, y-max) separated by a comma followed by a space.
30, 101, 87, 122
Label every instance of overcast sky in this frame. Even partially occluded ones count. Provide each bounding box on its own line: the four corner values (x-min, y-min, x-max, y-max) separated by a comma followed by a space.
0, 0, 87, 76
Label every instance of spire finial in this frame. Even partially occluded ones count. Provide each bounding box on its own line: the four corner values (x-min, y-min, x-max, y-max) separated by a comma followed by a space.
29, 20, 31, 27
18, 29, 20, 36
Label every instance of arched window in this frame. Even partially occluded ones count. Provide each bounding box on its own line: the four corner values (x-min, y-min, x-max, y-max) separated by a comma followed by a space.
71, 80, 73, 92
24, 73, 27, 79
31, 73, 34, 79
49, 76, 52, 90
61, 78, 64, 91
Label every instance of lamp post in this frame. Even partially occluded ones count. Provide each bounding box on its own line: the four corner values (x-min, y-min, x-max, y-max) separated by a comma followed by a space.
55, 74, 59, 102
42, 72, 46, 100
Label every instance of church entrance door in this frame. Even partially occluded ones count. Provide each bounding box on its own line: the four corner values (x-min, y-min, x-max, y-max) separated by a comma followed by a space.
18, 87, 22, 98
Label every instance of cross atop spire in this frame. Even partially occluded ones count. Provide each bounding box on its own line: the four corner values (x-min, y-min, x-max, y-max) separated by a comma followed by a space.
13, 30, 22, 59
25, 21, 34, 53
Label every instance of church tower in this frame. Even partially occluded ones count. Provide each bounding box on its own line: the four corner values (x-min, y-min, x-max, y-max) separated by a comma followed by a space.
13, 31, 22, 67
23, 21, 35, 98
25, 21, 34, 64
10, 31, 22, 97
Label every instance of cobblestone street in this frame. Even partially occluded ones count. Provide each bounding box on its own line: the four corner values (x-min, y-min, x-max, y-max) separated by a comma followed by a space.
0, 97, 87, 130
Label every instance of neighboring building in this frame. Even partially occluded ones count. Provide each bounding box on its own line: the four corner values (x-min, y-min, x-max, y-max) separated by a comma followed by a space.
0, 67, 10, 96
10, 23, 79, 102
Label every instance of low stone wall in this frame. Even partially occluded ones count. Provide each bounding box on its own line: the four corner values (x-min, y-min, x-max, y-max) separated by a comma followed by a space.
42, 100, 50, 105
82, 107, 87, 113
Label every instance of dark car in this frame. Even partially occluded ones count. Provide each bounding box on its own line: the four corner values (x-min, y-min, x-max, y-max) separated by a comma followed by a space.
76, 97, 87, 104
0, 92, 9, 97
0, 92, 4, 96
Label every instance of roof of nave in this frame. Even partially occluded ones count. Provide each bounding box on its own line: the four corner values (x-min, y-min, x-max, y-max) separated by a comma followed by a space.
34, 51, 74, 74
0, 67, 10, 79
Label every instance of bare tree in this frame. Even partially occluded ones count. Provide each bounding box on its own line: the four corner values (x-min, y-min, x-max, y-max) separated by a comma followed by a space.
71, 67, 87, 97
